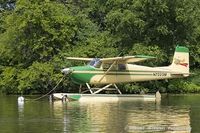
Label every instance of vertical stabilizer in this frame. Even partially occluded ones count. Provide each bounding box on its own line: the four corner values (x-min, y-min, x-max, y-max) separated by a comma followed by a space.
170, 46, 189, 76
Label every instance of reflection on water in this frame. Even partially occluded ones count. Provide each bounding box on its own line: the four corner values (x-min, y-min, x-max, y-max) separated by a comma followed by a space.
51, 101, 70, 132
1, 95, 200, 133
18, 100, 24, 127
52, 100, 191, 133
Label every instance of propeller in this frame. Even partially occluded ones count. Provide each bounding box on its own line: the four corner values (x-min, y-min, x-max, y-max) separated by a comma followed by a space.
61, 68, 73, 75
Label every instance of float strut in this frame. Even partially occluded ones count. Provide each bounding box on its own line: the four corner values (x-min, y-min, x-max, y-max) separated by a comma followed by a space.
113, 84, 122, 94
93, 84, 113, 94
86, 83, 93, 94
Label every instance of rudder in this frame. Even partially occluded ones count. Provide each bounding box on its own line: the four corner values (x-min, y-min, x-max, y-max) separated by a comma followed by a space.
170, 46, 189, 75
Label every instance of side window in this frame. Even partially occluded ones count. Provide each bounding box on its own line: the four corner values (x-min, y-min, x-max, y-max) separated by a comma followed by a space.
118, 64, 126, 71
89, 58, 101, 68
94, 60, 101, 68
102, 63, 109, 69
102, 63, 117, 70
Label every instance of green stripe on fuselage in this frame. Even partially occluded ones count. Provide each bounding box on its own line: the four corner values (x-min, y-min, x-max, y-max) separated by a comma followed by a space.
70, 66, 96, 84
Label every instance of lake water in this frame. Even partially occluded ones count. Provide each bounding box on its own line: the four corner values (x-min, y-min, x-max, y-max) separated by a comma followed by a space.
0, 94, 200, 133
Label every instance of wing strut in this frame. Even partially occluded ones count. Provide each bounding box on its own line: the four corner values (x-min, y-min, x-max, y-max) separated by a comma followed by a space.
98, 60, 117, 83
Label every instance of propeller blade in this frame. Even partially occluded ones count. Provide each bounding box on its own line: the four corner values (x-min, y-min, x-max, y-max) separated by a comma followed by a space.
61, 68, 72, 75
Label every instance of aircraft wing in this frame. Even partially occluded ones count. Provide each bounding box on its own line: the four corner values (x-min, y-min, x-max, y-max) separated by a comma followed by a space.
66, 55, 155, 63
100, 55, 155, 63
66, 57, 93, 61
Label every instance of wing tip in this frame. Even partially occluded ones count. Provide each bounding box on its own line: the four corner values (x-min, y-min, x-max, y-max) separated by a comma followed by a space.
134, 55, 156, 59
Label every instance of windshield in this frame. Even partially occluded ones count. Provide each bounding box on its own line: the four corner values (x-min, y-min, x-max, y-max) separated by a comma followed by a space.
88, 58, 101, 68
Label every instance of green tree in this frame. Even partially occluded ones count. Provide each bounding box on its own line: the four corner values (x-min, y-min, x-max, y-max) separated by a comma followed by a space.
0, 0, 200, 94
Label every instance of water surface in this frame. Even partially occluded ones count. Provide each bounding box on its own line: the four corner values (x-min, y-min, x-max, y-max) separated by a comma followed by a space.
0, 94, 200, 133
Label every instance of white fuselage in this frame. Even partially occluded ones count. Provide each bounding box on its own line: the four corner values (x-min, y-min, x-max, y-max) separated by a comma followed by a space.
63, 46, 189, 85
89, 64, 184, 84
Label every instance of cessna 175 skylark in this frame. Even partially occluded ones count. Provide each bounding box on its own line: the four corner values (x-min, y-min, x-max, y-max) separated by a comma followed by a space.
61, 46, 189, 95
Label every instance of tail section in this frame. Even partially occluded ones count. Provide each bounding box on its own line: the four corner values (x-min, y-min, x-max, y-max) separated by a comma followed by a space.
170, 46, 189, 76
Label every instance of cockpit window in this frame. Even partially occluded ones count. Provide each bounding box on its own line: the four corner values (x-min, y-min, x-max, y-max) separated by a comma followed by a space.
118, 64, 126, 71
88, 58, 101, 68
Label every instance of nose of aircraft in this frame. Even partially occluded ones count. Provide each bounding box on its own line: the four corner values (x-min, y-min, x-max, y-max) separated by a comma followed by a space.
61, 68, 72, 75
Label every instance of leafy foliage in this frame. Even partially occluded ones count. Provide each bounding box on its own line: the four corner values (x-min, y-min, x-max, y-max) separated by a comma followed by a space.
0, 0, 200, 94
0, 67, 18, 94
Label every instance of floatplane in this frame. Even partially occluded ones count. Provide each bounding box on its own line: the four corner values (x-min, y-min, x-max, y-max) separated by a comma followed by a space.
53, 46, 189, 102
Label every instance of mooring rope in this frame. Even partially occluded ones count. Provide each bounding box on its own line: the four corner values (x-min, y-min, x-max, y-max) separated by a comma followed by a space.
25, 75, 66, 101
